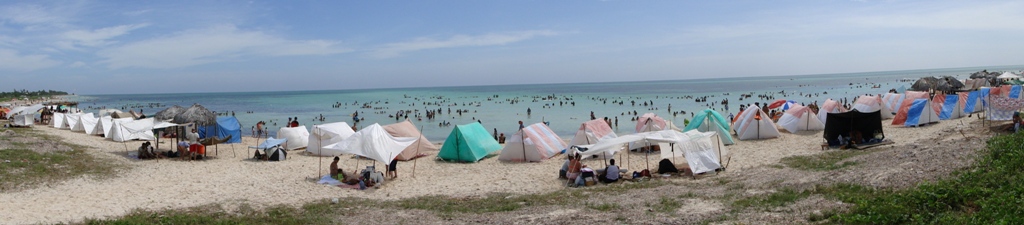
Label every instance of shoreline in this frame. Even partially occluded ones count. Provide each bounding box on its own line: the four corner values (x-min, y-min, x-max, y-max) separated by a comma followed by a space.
0, 109, 982, 224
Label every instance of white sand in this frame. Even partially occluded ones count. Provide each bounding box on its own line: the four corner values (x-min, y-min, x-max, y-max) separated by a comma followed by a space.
0, 116, 977, 224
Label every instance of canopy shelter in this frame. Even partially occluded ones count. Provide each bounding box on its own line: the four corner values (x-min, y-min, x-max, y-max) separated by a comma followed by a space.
824, 110, 884, 147
111, 118, 156, 142
777, 104, 825, 133
684, 109, 734, 145
383, 120, 437, 161
577, 130, 728, 175
997, 72, 1022, 81
306, 122, 355, 156
322, 123, 418, 167
7, 104, 43, 119
437, 122, 502, 163
198, 116, 242, 144
499, 122, 567, 162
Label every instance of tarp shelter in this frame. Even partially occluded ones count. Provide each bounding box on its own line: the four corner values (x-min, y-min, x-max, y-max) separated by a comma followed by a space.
568, 119, 618, 147
852, 95, 893, 119
111, 118, 156, 142
684, 109, 735, 145
935, 94, 966, 120
323, 123, 418, 166
12, 114, 33, 127
306, 122, 355, 156
882, 93, 905, 115
499, 123, 567, 162
777, 104, 825, 133
198, 116, 242, 144
437, 122, 502, 162
732, 105, 780, 140
277, 126, 310, 150
7, 104, 43, 118
824, 111, 884, 146
817, 99, 847, 124
578, 130, 728, 174
383, 120, 438, 161
892, 91, 930, 125
902, 99, 940, 127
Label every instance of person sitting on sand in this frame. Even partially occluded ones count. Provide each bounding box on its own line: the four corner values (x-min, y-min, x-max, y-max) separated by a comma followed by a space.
330, 156, 341, 179
599, 159, 620, 183
138, 141, 159, 160
559, 154, 571, 179
566, 154, 583, 183
498, 133, 506, 144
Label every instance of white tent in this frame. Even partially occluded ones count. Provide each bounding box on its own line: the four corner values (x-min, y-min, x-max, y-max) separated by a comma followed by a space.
71, 113, 96, 132
498, 123, 567, 162
776, 105, 825, 133
12, 114, 33, 127
109, 118, 154, 142
51, 112, 66, 129
277, 126, 310, 150
568, 119, 618, 147
7, 104, 43, 119
6, 106, 27, 119
852, 95, 894, 119
732, 105, 780, 140
63, 113, 83, 130
997, 72, 1021, 81
321, 123, 418, 166
95, 116, 114, 137
817, 99, 847, 124
578, 130, 728, 174
306, 122, 355, 156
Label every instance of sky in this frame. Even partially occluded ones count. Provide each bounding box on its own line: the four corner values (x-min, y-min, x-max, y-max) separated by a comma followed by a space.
1, 0, 1023, 95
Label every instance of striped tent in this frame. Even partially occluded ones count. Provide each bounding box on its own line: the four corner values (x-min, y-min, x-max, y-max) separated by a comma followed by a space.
499, 123, 567, 162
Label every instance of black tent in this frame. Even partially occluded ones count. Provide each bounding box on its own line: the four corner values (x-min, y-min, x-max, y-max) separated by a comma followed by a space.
823, 110, 884, 146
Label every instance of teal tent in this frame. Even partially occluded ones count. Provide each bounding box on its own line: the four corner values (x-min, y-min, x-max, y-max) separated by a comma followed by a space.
437, 122, 502, 162
683, 109, 735, 145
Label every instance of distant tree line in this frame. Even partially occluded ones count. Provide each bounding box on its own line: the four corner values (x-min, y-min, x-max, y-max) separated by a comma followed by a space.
0, 89, 69, 100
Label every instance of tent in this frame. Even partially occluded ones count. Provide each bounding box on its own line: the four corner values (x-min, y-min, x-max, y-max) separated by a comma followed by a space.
902, 99, 940, 127
383, 120, 438, 161
250, 138, 289, 161
962, 91, 984, 114
776, 104, 825, 133
95, 116, 113, 137
306, 122, 355, 156
817, 99, 847, 124
51, 112, 66, 129
635, 113, 669, 133
110, 118, 156, 142
437, 122, 502, 162
732, 105, 780, 140
684, 109, 735, 145
823, 111, 884, 146
7, 104, 43, 118
892, 91, 931, 125
74, 113, 99, 134
6, 106, 26, 119
578, 130, 728, 174
322, 123, 418, 166
63, 113, 81, 129
198, 116, 242, 144
277, 126, 310, 150
567, 119, 618, 147
12, 114, 33, 127
882, 93, 905, 114
852, 95, 893, 119
498, 123, 567, 162
936, 94, 966, 120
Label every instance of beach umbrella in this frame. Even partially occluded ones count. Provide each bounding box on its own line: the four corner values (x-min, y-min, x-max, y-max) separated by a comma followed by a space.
910, 77, 939, 92
768, 100, 798, 110
173, 104, 216, 125
154, 105, 186, 120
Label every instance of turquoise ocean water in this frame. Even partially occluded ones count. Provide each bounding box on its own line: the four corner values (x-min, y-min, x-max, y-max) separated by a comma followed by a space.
68, 66, 1024, 141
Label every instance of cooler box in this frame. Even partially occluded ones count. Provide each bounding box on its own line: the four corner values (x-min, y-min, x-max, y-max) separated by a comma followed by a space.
189, 144, 206, 155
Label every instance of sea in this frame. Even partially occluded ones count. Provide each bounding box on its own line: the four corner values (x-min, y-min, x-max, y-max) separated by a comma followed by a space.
67, 65, 1024, 141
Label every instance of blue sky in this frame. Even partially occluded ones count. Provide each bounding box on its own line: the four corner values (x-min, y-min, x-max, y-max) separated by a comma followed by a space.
1, 0, 1022, 94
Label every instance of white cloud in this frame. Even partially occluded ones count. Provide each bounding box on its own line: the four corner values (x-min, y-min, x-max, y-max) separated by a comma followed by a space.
123, 9, 152, 16
370, 30, 560, 58
69, 61, 86, 68
0, 4, 66, 25
845, 2, 1024, 30
0, 49, 60, 71
97, 25, 351, 69
59, 23, 149, 49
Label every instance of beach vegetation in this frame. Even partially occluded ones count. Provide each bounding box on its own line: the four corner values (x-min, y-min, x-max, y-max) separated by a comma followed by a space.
731, 188, 809, 210
0, 128, 121, 191
0, 89, 68, 101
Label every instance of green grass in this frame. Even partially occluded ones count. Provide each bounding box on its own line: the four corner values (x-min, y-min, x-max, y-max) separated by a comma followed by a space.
780, 150, 871, 171
652, 196, 682, 213
824, 132, 1024, 224
87, 180, 669, 223
0, 128, 122, 191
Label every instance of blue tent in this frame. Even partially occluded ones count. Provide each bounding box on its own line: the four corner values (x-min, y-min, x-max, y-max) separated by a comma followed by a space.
198, 116, 242, 143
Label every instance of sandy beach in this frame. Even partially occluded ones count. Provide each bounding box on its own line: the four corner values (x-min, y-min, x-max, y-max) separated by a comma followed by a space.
0, 110, 981, 224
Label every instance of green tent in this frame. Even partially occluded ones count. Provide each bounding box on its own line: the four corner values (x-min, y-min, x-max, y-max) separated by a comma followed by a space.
438, 122, 502, 162
683, 109, 735, 145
